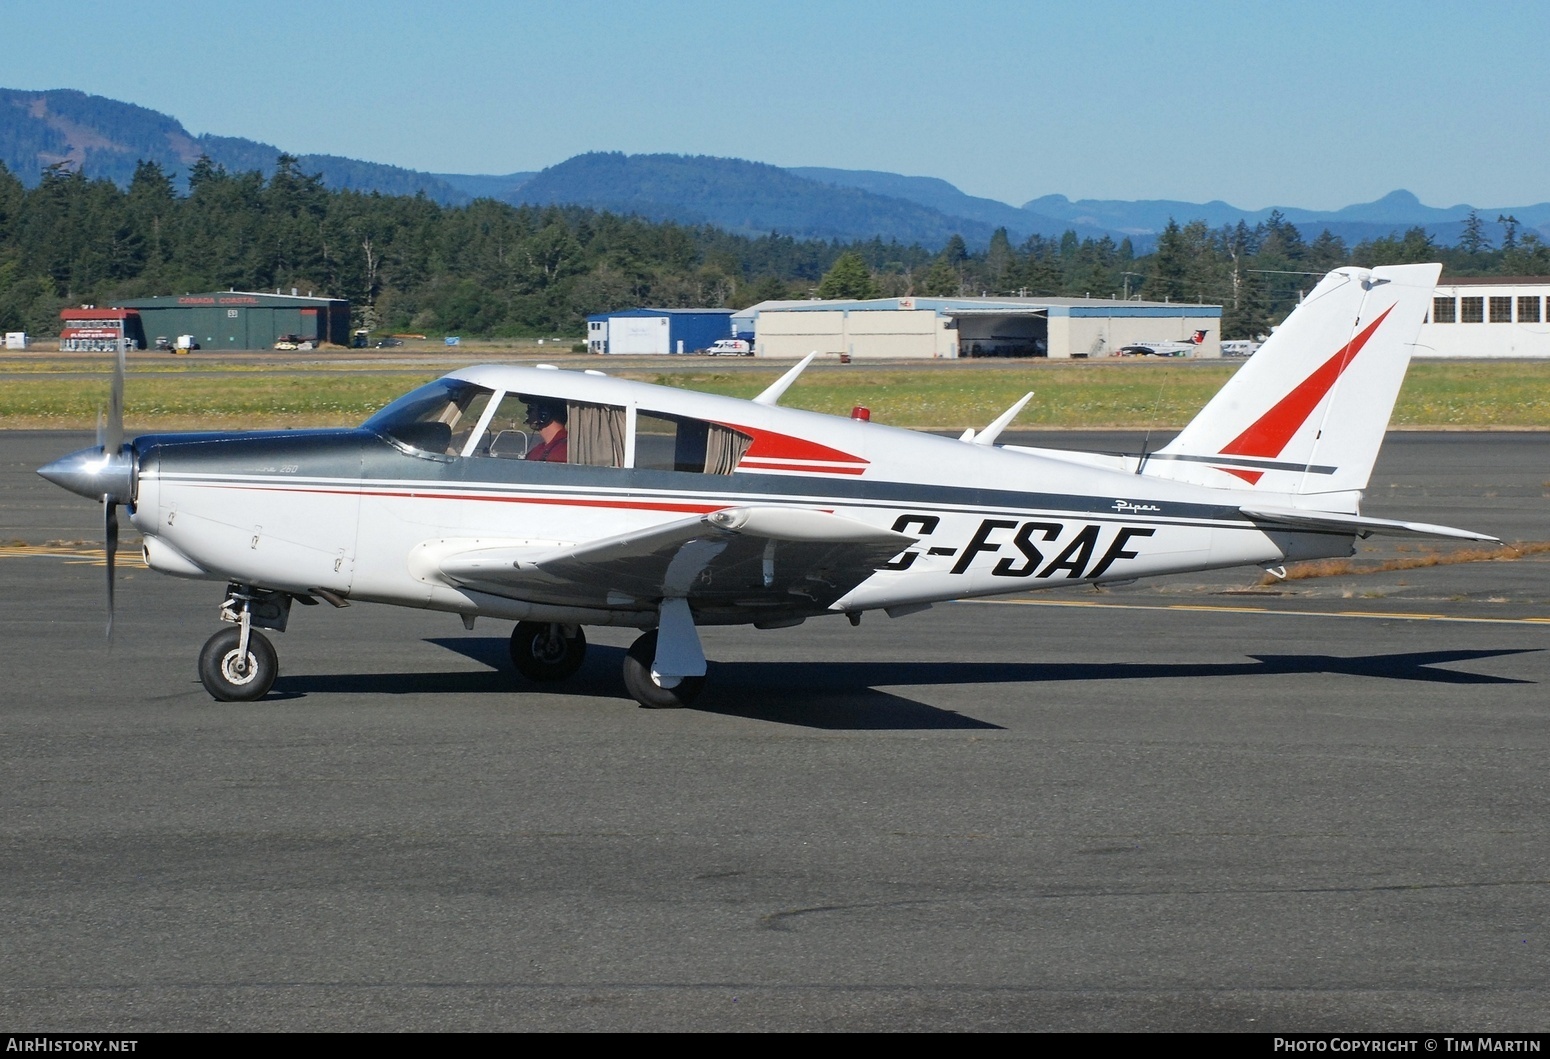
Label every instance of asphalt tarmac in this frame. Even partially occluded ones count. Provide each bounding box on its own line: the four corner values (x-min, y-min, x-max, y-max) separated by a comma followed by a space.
2, 431, 1547, 1031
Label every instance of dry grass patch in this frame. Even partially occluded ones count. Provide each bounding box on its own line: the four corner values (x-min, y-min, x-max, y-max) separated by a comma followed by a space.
1260, 540, 1550, 585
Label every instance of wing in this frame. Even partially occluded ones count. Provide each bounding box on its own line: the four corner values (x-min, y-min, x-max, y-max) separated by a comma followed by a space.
435, 506, 918, 614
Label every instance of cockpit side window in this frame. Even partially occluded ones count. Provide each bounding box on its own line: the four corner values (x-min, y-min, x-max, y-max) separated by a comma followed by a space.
464, 392, 626, 468
363, 380, 494, 455
636, 411, 751, 474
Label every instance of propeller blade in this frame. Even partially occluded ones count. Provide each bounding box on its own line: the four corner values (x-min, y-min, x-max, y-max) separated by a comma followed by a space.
104, 498, 118, 641
105, 340, 125, 455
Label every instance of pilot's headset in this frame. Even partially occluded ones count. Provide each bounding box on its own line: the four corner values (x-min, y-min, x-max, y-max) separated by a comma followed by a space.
524, 401, 567, 430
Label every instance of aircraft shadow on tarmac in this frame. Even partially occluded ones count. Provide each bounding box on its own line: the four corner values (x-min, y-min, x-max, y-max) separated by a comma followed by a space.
261, 639, 1539, 731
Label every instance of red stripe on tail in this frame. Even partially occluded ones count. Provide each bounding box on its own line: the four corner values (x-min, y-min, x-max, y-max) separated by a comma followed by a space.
1220, 305, 1393, 459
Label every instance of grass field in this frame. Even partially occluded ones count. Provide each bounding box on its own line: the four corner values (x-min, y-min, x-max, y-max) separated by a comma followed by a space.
1, 356, 1546, 431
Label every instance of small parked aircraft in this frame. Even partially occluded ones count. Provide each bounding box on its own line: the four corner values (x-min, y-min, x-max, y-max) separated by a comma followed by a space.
1117, 328, 1210, 357
39, 263, 1494, 708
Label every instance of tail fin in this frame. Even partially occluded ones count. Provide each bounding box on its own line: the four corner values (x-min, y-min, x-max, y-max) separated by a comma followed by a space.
1144, 263, 1440, 500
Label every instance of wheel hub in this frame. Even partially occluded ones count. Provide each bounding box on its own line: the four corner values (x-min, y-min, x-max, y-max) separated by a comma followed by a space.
220, 650, 256, 684
532, 631, 566, 663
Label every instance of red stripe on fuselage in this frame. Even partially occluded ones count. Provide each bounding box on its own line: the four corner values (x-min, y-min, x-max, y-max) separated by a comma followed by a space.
1220, 305, 1393, 459
714, 423, 869, 466
737, 459, 867, 475
213, 483, 724, 515
357, 490, 724, 513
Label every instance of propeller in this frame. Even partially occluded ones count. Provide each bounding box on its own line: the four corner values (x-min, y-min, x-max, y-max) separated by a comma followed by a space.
104, 339, 125, 639
36, 340, 133, 639
105, 494, 119, 640
106, 337, 124, 456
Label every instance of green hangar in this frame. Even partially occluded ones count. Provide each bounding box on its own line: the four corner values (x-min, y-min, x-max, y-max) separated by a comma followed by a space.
118, 291, 351, 350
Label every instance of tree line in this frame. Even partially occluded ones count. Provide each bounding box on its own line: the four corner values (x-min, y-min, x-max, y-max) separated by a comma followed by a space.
2, 155, 1546, 341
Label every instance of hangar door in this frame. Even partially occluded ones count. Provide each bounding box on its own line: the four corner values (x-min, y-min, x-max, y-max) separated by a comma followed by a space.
953, 310, 1049, 358
609, 315, 670, 355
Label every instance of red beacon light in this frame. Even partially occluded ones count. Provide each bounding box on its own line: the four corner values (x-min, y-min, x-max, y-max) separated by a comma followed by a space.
850, 406, 871, 421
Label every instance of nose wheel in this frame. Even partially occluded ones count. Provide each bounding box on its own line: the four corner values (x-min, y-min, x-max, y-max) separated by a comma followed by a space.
198, 626, 278, 701
509, 621, 587, 682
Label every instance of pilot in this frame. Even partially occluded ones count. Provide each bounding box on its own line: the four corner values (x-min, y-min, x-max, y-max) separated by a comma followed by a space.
523, 400, 569, 463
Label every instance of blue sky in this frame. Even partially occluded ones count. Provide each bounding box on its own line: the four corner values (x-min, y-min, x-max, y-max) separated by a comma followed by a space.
8, 0, 1547, 211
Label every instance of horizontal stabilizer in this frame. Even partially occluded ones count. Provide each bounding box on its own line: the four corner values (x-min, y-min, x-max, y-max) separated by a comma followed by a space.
1241, 506, 1500, 543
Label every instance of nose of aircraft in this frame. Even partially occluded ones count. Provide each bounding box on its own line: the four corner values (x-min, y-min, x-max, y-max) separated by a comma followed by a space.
37, 445, 135, 504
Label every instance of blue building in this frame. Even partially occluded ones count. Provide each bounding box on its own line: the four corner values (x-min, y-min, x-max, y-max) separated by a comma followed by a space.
586, 308, 740, 355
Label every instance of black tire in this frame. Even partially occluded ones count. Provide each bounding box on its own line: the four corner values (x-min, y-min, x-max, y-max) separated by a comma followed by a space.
622, 630, 705, 708
509, 621, 586, 682
198, 626, 278, 702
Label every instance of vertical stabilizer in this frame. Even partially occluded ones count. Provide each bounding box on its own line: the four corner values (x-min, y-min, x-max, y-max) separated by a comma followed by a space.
1144, 263, 1440, 500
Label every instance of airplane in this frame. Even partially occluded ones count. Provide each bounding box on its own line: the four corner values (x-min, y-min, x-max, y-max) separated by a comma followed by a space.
38, 262, 1497, 709
1117, 328, 1209, 357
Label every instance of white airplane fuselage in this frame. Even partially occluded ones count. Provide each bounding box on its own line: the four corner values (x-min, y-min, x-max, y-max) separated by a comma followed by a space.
128, 371, 1332, 630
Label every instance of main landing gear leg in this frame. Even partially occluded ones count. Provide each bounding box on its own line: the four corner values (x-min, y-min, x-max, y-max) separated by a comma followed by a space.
623, 599, 706, 709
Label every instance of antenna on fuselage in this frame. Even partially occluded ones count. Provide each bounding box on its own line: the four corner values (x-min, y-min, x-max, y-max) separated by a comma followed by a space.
752, 351, 817, 406
961, 392, 1034, 447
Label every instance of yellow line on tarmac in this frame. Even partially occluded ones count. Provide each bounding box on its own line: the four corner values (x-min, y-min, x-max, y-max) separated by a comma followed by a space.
0, 545, 147, 568
966, 596, 1550, 626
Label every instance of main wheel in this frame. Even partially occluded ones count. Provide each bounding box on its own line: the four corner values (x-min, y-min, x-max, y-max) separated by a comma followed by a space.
622, 629, 705, 709
198, 626, 278, 702
509, 621, 587, 682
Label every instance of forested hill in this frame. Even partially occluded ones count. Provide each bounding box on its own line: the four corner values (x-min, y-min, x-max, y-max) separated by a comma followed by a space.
1, 88, 1139, 249
509, 153, 1004, 246
1025, 190, 1550, 249
788, 167, 1112, 243
10, 86, 1549, 256
0, 88, 472, 203
2, 154, 1546, 345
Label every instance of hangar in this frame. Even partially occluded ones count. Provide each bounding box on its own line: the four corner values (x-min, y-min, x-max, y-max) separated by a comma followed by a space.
586, 308, 740, 354
1418, 277, 1550, 358
736, 295, 1223, 359
115, 291, 351, 350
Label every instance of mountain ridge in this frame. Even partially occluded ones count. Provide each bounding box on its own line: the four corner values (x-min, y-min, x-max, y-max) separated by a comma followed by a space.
4, 86, 1546, 252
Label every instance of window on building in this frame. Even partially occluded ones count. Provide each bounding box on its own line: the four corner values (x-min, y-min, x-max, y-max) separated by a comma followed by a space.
1518, 296, 1543, 323
1432, 297, 1456, 323
635, 411, 752, 474
1460, 297, 1484, 323
1489, 296, 1513, 323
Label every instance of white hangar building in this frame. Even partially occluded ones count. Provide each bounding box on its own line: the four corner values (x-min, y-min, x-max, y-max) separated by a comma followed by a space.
734, 295, 1223, 360
1418, 277, 1550, 358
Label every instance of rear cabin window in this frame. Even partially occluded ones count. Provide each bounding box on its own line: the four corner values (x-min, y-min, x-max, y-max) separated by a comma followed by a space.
635, 412, 751, 474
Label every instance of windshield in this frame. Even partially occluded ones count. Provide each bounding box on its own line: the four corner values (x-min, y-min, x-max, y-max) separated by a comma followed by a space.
362, 379, 495, 454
